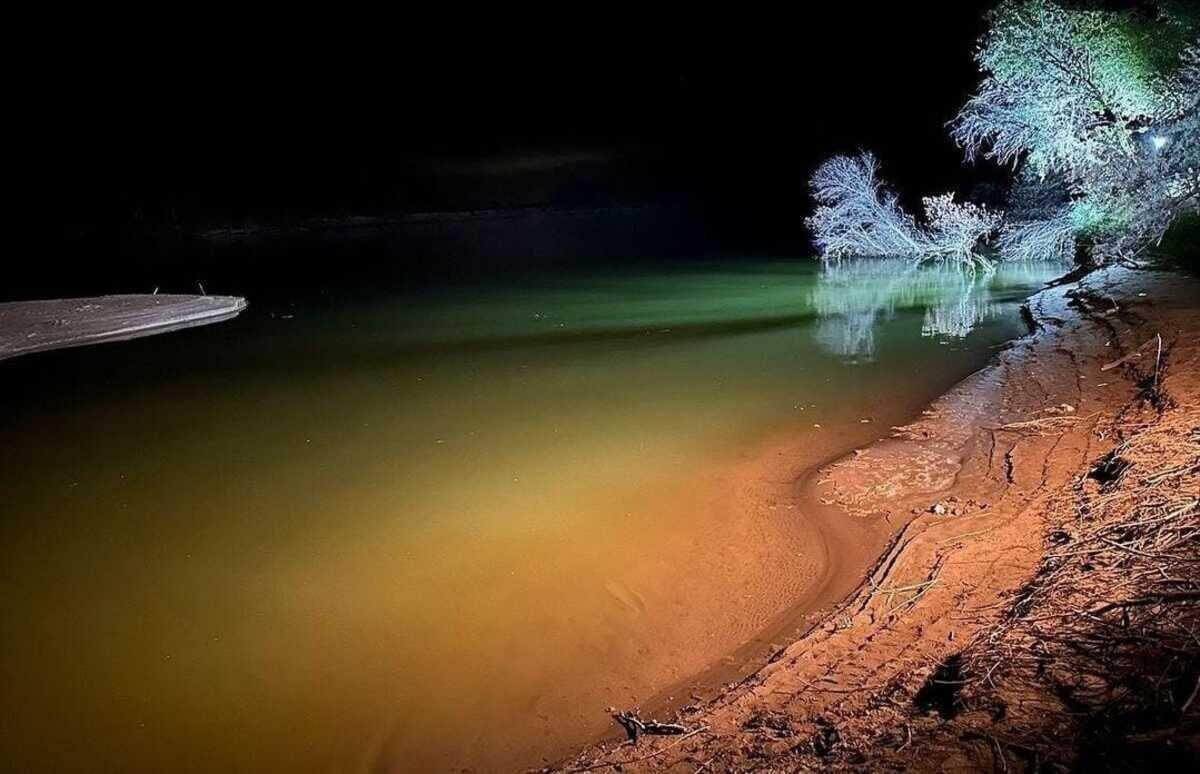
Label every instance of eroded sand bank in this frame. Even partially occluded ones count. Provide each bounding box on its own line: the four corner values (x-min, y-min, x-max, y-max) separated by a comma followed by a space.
556, 265, 1200, 772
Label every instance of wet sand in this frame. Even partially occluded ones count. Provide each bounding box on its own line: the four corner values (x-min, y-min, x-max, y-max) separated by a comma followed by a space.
503, 394, 980, 771
368, 413, 938, 773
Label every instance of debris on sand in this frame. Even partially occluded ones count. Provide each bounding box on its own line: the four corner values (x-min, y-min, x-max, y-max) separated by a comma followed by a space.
609, 709, 689, 743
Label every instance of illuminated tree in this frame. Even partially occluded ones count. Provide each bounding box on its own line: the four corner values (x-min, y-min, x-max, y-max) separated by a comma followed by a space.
807, 152, 926, 259
808, 2, 1198, 265
921, 194, 1004, 264
952, 0, 1169, 175
807, 152, 1000, 266
952, 0, 1199, 262
997, 170, 1077, 262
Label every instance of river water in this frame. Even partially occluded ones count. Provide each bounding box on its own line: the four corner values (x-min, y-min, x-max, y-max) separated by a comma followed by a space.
0, 258, 1062, 772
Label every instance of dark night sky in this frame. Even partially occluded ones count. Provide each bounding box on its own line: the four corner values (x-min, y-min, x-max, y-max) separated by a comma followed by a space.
59, 6, 994, 214
35, 4, 1001, 293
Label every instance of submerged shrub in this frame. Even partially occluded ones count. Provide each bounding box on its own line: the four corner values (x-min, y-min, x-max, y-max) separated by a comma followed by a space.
807, 152, 1001, 267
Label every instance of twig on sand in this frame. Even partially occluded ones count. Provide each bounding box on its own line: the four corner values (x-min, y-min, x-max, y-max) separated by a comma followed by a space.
938, 524, 1002, 545
797, 674, 892, 694
986, 412, 1097, 434
871, 554, 947, 617
885, 579, 941, 616
1153, 333, 1163, 395
1100, 335, 1161, 371
1181, 674, 1200, 715
989, 734, 1009, 774
611, 710, 689, 743
567, 726, 710, 772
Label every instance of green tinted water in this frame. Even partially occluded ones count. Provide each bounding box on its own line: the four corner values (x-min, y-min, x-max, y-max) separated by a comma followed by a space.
0, 259, 1063, 772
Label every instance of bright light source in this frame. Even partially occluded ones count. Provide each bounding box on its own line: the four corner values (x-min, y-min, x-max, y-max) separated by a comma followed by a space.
1152, 134, 1169, 151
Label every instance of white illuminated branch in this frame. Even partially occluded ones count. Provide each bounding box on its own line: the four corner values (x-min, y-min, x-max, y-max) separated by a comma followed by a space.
808, 2, 1199, 266
806, 152, 1000, 267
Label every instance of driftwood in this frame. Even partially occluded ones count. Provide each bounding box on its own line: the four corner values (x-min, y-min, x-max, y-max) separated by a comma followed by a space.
610, 710, 689, 743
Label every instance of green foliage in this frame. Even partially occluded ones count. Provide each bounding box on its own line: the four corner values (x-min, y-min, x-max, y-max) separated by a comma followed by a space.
954, 0, 1200, 262
984, 2, 1155, 110
809, 1, 1197, 265
1070, 197, 1129, 241
968, 0, 1185, 173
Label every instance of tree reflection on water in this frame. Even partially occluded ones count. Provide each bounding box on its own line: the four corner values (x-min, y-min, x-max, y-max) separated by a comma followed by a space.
810, 258, 1067, 359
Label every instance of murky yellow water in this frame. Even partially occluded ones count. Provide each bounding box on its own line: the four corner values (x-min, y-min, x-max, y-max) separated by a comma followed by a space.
0, 260, 1061, 772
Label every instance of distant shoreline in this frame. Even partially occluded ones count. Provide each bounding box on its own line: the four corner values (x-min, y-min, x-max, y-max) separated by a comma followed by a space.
194, 202, 682, 244
0, 294, 246, 362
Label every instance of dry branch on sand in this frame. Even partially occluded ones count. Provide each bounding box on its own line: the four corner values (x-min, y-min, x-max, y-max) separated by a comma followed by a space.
953, 385, 1200, 767
560, 720, 708, 773
744, 310, 1199, 771
609, 711, 690, 743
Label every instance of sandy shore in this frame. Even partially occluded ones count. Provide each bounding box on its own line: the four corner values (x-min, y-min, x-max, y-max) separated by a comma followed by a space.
554, 265, 1200, 772
0, 294, 246, 361
435, 404, 936, 773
